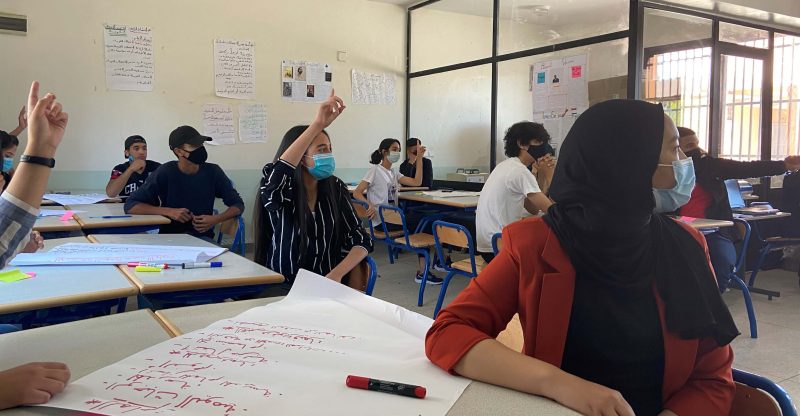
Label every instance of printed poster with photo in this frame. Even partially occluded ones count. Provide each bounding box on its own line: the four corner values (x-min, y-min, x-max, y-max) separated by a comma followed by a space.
281, 60, 332, 103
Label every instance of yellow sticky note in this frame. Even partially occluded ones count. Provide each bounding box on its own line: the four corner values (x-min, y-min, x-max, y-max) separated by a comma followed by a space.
135, 266, 163, 273
0, 269, 33, 283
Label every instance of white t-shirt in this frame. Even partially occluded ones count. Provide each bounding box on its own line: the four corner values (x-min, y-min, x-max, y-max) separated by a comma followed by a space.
476, 157, 542, 253
362, 164, 405, 226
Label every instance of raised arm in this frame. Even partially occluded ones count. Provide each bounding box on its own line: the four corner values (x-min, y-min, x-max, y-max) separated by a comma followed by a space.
279, 90, 345, 166
399, 145, 426, 187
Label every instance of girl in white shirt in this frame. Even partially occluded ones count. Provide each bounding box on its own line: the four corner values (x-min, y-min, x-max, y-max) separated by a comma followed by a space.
354, 138, 443, 285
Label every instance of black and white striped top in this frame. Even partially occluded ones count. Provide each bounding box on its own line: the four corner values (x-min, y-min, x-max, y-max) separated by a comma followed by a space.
259, 160, 372, 282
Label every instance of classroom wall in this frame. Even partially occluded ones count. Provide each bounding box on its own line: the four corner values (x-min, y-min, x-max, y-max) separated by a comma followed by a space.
0, 0, 406, 242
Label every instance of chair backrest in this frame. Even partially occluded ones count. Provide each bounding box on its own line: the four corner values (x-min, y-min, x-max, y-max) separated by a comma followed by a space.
725, 179, 747, 209
351, 199, 370, 219
432, 220, 478, 274
732, 369, 796, 416
218, 217, 239, 237
492, 232, 503, 255
381, 207, 404, 226
378, 204, 411, 246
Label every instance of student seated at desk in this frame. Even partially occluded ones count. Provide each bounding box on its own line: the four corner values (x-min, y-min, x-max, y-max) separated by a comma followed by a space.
677, 127, 800, 291
255, 92, 373, 292
0, 82, 71, 410
476, 122, 554, 263
427, 100, 738, 416
353, 138, 442, 284
124, 125, 244, 240
105, 135, 161, 198
400, 138, 433, 188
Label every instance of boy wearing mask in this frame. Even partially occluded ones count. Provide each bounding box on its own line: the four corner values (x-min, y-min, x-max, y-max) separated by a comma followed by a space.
106, 135, 161, 197
124, 125, 244, 240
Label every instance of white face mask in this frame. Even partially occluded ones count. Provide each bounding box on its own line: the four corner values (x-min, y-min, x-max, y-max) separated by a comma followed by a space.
653, 158, 696, 213
387, 151, 402, 164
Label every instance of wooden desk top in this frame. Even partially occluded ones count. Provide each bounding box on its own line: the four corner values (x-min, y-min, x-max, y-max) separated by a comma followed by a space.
348, 185, 429, 193
676, 217, 735, 230
399, 192, 480, 208
88, 233, 283, 294
69, 203, 170, 229
32, 207, 81, 233
155, 299, 578, 416
736, 211, 792, 222
0, 237, 137, 315
0, 310, 172, 416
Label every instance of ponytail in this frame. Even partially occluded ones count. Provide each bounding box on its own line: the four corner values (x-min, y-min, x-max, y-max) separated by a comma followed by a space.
370, 149, 383, 164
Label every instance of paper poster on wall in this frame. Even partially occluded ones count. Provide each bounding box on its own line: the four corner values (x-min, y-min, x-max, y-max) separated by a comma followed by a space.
239, 103, 268, 143
351, 70, 396, 105
103, 24, 154, 92
214, 39, 255, 99
43, 270, 470, 416
531, 54, 588, 155
281, 60, 332, 103
202, 104, 236, 145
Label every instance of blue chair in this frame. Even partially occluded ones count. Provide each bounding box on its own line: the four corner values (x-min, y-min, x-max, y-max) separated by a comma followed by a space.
365, 256, 378, 296
732, 368, 796, 416
215, 214, 246, 256
726, 219, 758, 338
351, 199, 404, 263
491, 232, 502, 255
378, 204, 436, 307
431, 221, 486, 317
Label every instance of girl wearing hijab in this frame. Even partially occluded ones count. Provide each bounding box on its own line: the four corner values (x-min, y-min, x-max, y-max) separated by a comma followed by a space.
425, 100, 738, 416
254, 91, 373, 293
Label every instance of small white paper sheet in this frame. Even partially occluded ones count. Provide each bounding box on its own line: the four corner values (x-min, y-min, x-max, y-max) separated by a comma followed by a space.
9, 243, 227, 266
42, 270, 470, 415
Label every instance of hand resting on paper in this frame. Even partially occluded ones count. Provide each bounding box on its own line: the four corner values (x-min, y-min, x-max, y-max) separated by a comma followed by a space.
21, 231, 44, 254
0, 362, 70, 410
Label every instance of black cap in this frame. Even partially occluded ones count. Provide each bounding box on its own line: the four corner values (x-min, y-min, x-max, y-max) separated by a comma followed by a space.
124, 135, 146, 150
169, 126, 211, 149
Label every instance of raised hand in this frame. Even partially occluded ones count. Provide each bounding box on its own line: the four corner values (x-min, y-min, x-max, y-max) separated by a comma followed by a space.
26, 81, 67, 158
313, 89, 346, 129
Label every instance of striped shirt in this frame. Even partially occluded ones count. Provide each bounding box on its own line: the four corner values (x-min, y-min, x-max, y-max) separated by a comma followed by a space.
259, 160, 372, 282
0, 192, 39, 268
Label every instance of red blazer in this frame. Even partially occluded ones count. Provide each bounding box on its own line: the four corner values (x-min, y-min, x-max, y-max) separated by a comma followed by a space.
426, 218, 735, 415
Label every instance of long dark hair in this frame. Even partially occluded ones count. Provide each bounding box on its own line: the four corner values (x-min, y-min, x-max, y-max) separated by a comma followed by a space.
253, 125, 346, 268
370, 138, 400, 164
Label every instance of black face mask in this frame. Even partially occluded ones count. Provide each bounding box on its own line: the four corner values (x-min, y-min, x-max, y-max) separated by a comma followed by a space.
528, 143, 555, 160
685, 148, 703, 159
185, 146, 208, 165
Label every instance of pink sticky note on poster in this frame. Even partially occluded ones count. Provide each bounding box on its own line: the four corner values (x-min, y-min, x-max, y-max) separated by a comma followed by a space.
571, 65, 582, 78
59, 211, 74, 221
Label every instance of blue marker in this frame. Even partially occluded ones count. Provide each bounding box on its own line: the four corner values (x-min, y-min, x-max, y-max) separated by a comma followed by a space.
90, 215, 133, 219
182, 262, 223, 269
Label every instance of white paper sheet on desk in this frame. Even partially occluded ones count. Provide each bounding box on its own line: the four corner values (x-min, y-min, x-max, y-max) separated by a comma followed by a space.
43, 270, 470, 416
423, 190, 481, 198
42, 193, 111, 206
37, 210, 85, 218
9, 243, 227, 266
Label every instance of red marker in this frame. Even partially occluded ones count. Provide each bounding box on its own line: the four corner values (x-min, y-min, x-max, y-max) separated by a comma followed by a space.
345, 375, 426, 399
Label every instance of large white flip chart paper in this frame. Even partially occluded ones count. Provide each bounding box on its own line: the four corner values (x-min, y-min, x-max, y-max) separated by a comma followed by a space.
103, 24, 154, 92
43, 270, 470, 415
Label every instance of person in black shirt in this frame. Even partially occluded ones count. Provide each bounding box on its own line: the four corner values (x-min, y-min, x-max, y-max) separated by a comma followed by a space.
399, 138, 433, 188
106, 135, 161, 197
124, 126, 244, 239
254, 92, 372, 291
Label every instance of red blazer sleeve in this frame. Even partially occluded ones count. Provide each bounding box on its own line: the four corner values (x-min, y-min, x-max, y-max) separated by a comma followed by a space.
665, 221, 736, 414
425, 227, 521, 373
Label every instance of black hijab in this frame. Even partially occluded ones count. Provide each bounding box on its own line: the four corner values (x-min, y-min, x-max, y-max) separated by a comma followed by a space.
543, 99, 738, 346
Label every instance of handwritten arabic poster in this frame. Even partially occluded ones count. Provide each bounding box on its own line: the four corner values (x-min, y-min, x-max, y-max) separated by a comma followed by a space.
103, 24, 154, 91
351, 70, 396, 105
281, 60, 332, 103
239, 103, 268, 143
531, 54, 588, 155
214, 39, 255, 99
202, 104, 236, 146
44, 270, 470, 415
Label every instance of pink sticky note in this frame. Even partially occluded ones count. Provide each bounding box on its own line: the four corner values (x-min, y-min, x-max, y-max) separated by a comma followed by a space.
25, 272, 36, 278
59, 211, 74, 221
678, 216, 697, 223
571, 65, 582, 78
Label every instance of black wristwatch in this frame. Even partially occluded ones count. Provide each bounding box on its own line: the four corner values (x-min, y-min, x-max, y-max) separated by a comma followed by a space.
20, 155, 55, 168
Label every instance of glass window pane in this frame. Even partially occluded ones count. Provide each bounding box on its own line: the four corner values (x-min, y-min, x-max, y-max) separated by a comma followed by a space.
772, 33, 800, 159
719, 22, 769, 49
410, 0, 493, 72
410, 65, 492, 178
642, 9, 712, 149
719, 54, 763, 161
496, 39, 628, 162
498, 0, 628, 55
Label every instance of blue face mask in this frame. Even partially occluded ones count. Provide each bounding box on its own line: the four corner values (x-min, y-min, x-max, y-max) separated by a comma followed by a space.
2, 158, 12, 173
305, 153, 336, 180
653, 158, 696, 213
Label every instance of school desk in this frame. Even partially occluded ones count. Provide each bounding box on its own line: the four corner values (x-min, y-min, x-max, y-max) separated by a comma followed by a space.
0, 237, 136, 328
399, 192, 480, 209
347, 185, 429, 193
678, 217, 734, 231
32, 206, 81, 233
69, 203, 170, 234
0, 310, 173, 416
88, 233, 283, 309
155, 298, 579, 416
737, 211, 794, 300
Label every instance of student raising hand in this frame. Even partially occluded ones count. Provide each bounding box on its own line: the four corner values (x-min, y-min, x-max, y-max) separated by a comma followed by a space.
313, 89, 346, 129
26, 81, 67, 158
0, 362, 70, 410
